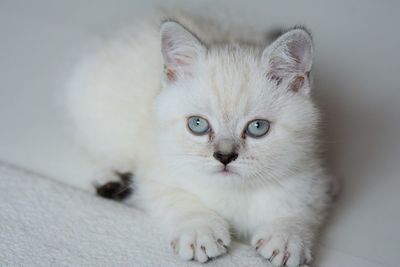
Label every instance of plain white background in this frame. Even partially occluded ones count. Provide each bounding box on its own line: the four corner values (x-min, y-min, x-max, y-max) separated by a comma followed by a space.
0, 1, 399, 266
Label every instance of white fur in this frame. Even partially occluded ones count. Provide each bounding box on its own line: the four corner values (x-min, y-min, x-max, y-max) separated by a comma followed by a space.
66, 16, 332, 266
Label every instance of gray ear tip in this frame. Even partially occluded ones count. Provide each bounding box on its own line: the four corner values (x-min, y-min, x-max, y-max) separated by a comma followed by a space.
282, 25, 313, 44
291, 25, 312, 39
160, 20, 180, 32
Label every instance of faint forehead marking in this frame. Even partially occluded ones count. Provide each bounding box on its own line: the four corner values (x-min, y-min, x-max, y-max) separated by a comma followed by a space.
209, 64, 222, 107
209, 50, 257, 126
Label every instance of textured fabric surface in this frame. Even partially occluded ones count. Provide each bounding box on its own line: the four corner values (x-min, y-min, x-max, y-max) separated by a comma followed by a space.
0, 162, 266, 266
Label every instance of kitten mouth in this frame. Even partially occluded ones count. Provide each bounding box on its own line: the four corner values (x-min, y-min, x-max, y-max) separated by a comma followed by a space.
217, 166, 236, 176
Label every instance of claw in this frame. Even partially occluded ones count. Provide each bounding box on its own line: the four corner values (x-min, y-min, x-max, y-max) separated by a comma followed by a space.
200, 245, 209, 262
190, 243, 195, 260
217, 238, 228, 249
170, 240, 177, 254
269, 249, 279, 262
255, 239, 264, 251
282, 251, 290, 266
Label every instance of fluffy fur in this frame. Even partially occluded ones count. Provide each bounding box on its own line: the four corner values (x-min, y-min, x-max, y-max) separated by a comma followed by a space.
66, 15, 332, 267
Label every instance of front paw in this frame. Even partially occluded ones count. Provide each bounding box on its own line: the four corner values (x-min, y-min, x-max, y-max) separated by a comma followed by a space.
170, 219, 231, 263
251, 226, 312, 267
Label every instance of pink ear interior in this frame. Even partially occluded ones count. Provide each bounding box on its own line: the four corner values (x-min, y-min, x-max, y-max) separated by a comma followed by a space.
160, 21, 205, 82
289, 75, 305, 92
263, 28, 313, 94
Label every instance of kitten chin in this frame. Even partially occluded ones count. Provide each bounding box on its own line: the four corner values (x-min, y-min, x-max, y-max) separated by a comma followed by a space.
67, 14, 332, 266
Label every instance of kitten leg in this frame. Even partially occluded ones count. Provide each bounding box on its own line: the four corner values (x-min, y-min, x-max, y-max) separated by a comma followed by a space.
142, 183, 231, 263
251, 218, 315, 267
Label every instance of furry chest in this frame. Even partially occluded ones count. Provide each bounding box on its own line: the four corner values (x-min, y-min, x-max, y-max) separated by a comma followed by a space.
199, 189, 291, 240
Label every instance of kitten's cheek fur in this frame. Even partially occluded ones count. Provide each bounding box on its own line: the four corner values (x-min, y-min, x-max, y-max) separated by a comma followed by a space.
169, 217, 231, 263
251, 222, 313, 267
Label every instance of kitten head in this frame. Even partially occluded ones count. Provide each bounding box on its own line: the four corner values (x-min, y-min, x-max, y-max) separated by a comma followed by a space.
154, 21, 319, 188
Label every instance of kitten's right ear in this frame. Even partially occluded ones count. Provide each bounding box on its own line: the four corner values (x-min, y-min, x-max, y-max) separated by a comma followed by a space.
160, 21, 206, 82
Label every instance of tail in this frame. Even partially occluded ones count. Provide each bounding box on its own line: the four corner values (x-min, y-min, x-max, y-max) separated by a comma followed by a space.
96, 172, 133, 201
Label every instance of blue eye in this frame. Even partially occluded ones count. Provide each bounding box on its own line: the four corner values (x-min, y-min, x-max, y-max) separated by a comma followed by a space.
187, 116, 210, 135
246, 119, 270, 138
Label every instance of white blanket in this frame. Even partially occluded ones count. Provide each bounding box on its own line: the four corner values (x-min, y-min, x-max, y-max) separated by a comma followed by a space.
0, 162, 266, 266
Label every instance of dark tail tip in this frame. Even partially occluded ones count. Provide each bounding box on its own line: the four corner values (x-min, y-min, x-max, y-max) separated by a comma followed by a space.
95, 172, 133, 201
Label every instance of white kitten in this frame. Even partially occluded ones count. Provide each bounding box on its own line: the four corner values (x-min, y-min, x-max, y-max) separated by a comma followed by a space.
66, 15, 332, 266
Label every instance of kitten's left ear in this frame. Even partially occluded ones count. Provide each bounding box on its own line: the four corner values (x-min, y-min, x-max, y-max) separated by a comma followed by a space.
262, 27, 313, 94
160, 21, 206, 82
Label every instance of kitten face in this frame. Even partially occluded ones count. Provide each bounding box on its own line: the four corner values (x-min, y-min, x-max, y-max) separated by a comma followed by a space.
154, 22, 318, 187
